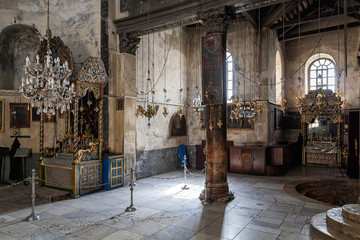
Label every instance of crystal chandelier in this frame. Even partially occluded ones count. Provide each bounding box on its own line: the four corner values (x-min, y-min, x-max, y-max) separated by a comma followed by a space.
20, 0, 75, 116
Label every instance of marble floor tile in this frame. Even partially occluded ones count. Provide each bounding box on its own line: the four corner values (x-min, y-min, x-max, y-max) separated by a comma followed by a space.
234, 228, 279, 240
44, 205, 80, 216
101, 213, 143, 230
227, 206, 261, 218
277, 231, 311, 240
235, 197, 273, 210
253, 216, 283, 226
268, 202, 301, 214
143, 199, 176, 211
199, 221, 245, 239
70, 224, 119, 240
299, 207, 326, 217
189, 232, 231, 240
258, 210, 287, 220
127, 207, 160, 219
0, 214, 17, 223
279, 221, 304, 234
171, 214, 214, 232
215, 212, 253, 227
246, 222, 282, 235
301, 223, 311, 235
128, 220, 167, 236
102, 229, 144, 240
147, 211, 184, 225
193, 209, 224, 221
153, 225, 195, 240
0, 232, 17, 240
254, 181, 285, 189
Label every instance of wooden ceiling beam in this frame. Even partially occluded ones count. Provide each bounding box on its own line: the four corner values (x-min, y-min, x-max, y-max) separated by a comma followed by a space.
114, 0, 293, 35
243, 10, 258, 29
263, 1, 299, 27
272, 4, 360, 29
281, 21, 360, 41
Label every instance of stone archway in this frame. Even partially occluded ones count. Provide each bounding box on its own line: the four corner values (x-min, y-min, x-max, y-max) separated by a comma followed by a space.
0, 24, 39, 90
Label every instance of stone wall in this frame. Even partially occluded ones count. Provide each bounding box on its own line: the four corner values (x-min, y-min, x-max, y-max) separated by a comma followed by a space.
135, 28, 188, 152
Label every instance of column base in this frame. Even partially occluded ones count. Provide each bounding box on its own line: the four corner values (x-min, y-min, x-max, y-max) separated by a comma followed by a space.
199, 183, 234, 203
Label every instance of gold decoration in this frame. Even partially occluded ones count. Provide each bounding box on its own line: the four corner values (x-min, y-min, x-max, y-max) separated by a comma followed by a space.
217, 105, 223, 128
177, 106, 184, 118
162, 107, 168, 117
228, 99, 262, 123
194, 104, 200, 114
135, 104, 159, 126
296, 89, 343, 123
279, 99, 286, 114
209, 121, 215, 132
78, 57, 108, 85
217, 119, 223, 128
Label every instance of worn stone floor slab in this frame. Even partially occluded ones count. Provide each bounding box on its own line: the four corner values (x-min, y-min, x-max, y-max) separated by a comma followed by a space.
0, 166, 344, 239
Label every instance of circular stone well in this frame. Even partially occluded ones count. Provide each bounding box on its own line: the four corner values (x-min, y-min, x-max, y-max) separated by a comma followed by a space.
284, 179, 359, 206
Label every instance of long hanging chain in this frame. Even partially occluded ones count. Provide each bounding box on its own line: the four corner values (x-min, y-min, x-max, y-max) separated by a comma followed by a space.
163, 31, 167, 102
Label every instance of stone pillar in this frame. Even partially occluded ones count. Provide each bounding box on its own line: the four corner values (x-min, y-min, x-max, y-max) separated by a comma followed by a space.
199, 7, 235, 202
108, 32, 139, 183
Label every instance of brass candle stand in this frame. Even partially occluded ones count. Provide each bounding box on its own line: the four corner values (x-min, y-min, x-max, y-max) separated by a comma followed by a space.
201, 160, 211, 205
181, 156, 189, 190
26, 169, 40, 221
125, 168, 137, 212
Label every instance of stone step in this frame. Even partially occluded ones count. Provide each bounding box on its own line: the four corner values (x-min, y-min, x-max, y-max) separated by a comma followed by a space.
310, 212, 357, 240
326, 207, 360, 239
342, 204, 360, 224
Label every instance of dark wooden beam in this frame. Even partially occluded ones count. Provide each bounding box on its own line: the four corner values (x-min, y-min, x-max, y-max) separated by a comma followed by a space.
243, 10, 258, 29
114, 0, 293, 35
279, 25, 297, 38
281, 21, 360, 41
263, 1, 299, 27
272, 5, 360, 29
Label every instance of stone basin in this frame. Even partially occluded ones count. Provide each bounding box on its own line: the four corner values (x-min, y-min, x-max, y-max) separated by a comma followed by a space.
284, 179, 360, 206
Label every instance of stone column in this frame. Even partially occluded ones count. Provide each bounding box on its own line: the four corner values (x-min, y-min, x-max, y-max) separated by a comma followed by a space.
199, 7, 235, 202
108, 32, 139, 183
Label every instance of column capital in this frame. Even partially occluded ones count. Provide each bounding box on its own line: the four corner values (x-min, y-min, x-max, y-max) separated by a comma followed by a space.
198, 6, 235, 35
119, 32, 141, 55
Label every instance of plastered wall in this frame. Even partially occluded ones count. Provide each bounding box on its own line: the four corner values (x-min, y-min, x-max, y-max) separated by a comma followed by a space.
135, 28, 188, 152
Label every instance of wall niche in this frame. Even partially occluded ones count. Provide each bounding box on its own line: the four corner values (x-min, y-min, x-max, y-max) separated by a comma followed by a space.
0, 24, 39, 90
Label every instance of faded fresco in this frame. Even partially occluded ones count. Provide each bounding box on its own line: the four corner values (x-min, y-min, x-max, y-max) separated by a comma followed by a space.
202, 34, 223, 105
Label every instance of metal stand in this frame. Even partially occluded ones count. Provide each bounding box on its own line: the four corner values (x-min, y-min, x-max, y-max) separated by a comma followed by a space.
182, 156, 189, 190
26, 169, 40, 221
125, 168, 137, 212
202, 161, 211, 205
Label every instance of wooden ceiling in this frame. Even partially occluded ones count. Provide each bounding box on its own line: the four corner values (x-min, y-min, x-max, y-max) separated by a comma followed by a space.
244, 0, 360, 41
114, 0, 360, 41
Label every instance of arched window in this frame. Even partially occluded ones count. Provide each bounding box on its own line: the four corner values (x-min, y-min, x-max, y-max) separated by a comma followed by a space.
309, 58, 336, 92
226, 51, 234, 102
305, 53, 336, 94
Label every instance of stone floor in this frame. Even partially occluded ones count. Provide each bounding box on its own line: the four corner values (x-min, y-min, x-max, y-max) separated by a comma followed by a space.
0, 166, 350, 240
